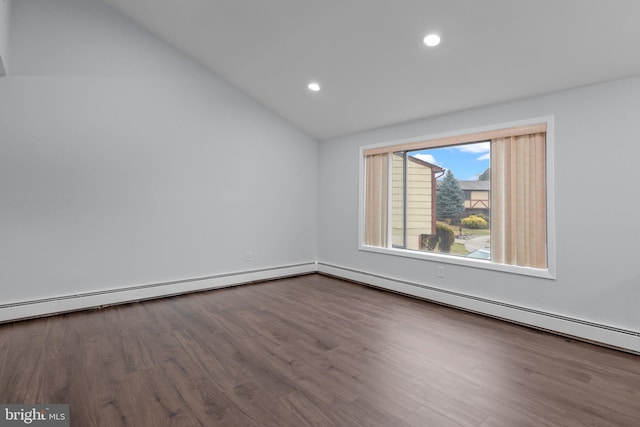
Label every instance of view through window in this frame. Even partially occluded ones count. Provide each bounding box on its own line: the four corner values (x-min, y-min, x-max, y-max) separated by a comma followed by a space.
392, 142, 491, 259
363, 122, 549, 271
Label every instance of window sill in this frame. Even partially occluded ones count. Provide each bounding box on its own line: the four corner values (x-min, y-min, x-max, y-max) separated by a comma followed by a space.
359, 244, 556, 279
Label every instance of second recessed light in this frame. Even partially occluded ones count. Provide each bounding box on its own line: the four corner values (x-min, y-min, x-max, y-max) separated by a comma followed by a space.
308, 82, 321, 92
423, 34, 441, 47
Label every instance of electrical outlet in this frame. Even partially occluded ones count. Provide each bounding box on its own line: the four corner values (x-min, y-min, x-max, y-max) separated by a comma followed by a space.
436, 265, 445, 278
245, 251, 253, 262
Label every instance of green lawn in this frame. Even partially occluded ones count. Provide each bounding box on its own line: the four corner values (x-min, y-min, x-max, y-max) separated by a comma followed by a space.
433, 221, 490, 256
450, 242, 470, 256
426, 242, 471, 256
455, 225, 490, 236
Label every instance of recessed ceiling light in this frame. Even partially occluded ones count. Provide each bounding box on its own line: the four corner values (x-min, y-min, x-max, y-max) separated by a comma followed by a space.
308, 82, 321, 92
423, 34, 441, 47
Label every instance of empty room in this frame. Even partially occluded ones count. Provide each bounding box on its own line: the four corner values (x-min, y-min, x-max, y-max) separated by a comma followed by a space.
1, 0, 639, 426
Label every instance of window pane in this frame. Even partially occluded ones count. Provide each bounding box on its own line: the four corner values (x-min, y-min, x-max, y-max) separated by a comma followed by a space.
406, 153, 439, 250
408, 141, 491, 258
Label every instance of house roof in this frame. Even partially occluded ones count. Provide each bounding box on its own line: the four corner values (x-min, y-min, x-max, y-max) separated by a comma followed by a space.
408, 155, 445, 173
458, 180, 490, 191
436, 180, 490, 191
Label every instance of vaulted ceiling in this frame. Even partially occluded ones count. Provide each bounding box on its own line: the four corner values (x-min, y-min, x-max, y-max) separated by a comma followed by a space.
100, 0, 640, 140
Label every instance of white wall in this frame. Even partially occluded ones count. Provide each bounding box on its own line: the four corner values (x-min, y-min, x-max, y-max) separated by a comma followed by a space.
0, 0, 9, 75
0, 0, 318, 316
318, 75, 640, 351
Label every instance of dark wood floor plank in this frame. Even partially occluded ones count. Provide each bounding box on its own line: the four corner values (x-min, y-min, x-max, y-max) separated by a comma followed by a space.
1, 273, 639, 426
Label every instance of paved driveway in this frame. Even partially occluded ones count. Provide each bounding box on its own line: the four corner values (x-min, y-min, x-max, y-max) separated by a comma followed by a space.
460, 234, 490, 252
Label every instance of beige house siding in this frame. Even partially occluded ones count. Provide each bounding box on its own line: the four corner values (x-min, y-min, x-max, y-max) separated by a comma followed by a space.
392, 154, 440, 250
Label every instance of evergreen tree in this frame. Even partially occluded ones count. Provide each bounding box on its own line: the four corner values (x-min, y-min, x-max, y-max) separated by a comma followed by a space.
478, 168, 490, 181
436, 170, 465, 220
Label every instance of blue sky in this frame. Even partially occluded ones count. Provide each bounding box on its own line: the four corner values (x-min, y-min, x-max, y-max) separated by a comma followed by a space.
409, 141, 490, 181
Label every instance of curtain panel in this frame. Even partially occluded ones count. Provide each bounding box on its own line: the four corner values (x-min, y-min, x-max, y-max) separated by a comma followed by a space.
491, 133, 547, 268
364, 153, 389, 247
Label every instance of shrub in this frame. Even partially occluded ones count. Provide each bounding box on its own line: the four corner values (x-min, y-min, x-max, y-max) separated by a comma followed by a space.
436, 223, 455, 253
462, 215, 488, 229
475, 213, 490, 224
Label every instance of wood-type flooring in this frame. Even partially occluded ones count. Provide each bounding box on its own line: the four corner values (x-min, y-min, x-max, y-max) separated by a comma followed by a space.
1, 274, 639, 426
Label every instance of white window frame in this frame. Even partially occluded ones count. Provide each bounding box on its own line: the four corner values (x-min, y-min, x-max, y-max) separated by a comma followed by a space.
358, 116, 556, 279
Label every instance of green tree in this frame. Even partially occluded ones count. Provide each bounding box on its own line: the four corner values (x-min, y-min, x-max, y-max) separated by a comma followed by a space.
436, 170, 465, 220
478, 167, 490, 181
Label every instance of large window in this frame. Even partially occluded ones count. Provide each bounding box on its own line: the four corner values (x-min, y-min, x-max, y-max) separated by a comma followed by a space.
360, 119, 555, 278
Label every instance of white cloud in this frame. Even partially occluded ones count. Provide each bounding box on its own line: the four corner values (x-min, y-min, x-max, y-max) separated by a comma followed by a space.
412, 153, 438, 165
476, 152, 490, 161
458, 141, 490, 154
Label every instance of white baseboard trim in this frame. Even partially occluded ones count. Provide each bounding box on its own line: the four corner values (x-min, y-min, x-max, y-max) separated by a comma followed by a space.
317, 262, 640, 354
0, 262, 318, 323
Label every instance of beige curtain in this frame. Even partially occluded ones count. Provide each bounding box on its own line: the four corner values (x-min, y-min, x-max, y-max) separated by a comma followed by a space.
364, 153, 389, 247
491, 133, 547, 268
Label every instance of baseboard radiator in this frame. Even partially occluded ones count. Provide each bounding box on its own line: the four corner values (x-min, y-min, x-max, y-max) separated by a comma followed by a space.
1, 261, 637, 355
0, 262, 317, 323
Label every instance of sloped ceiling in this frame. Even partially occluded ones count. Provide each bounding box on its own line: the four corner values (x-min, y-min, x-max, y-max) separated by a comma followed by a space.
100, 0, 640, 140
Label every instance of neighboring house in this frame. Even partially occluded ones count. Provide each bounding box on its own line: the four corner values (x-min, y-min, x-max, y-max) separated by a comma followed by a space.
459, 180, 490, 216
392, 154, 444, 250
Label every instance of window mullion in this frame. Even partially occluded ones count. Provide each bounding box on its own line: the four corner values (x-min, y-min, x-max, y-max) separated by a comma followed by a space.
387, 153, 393, 249
403, 152, 408, 249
